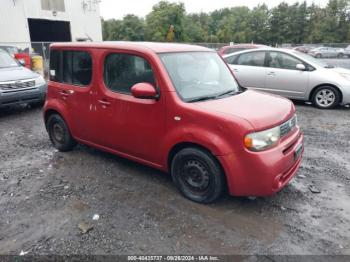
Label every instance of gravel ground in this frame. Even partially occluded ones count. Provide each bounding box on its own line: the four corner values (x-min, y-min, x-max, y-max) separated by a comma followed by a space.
0, 102, 349, 256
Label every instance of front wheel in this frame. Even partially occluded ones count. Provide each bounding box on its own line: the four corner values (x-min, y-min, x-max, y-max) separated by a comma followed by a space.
171, 147, 225, 203
338, 53, 344, 58
312, 86, 341, 109
316, 54, 322, 58
46, 114, 76, 152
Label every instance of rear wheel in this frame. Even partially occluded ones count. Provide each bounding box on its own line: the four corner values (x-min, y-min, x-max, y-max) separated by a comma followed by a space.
338, 53, 344, 58
47, 114, 76, 152
312, 86, 340, 109
316, 54, 322, 58
171, 147, 225, 203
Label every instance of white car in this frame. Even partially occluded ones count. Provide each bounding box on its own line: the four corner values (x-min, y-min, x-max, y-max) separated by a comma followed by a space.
344, 45, 350, 58
224, 48, 350, 109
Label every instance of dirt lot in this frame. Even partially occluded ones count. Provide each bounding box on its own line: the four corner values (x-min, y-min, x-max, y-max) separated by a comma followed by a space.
0, 102, 349, 256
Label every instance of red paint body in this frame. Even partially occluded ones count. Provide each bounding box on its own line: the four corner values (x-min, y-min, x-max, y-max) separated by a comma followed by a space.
44, 42, 304, 197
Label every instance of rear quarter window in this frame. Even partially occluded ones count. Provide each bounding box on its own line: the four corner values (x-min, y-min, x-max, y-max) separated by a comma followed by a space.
237, 51, 266, 67
50, 50, 92, 86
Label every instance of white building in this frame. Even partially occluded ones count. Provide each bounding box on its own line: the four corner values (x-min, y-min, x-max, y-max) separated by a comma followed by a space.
0, 0, 103, 43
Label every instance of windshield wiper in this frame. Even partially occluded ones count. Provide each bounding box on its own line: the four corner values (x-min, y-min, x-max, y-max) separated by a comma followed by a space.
187, 90, 239, 103
187, 95, 217, 102
214, 90, 238, 98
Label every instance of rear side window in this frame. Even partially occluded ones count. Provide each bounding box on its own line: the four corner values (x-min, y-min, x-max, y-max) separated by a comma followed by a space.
104, 53, 156, 94
50, 50, 92, 86
49, 50, 61, 82
237, 51, 266, 67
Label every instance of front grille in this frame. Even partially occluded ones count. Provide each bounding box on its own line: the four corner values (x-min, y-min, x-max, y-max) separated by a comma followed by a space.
280, 115, 297, 137
0, 79, 36, 90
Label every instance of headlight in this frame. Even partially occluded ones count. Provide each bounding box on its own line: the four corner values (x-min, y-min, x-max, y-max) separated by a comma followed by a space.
339, 73, 350, 81
35, 75, 46, 86
244, 126, 281, 151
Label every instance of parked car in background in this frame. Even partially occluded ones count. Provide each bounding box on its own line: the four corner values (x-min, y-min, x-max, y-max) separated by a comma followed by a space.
224, 48, 350, 109
308, 46, 344, 58
344, 45, 350, 57
0, 49, 46, 108
293, 45, 315, 54
218, 44, 267, 56
44, 42, 303, 203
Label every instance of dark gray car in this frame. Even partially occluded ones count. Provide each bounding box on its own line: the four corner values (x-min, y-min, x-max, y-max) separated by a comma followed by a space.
0, 49, 47, 107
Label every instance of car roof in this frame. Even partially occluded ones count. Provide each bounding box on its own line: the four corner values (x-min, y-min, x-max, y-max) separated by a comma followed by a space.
222, 44, 266, 48
50, 41, 212, 54
222, 47, 276, 57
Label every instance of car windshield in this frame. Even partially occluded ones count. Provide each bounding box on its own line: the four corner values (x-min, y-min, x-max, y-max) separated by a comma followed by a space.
294, 51, 333, 68
159, 52, 239, 102
0, 50, 19, 68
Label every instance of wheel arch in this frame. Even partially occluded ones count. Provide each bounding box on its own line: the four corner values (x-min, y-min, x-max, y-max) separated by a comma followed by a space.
167, 142, 215, 172
44, 108, 70, 131
309, 83, 343, 103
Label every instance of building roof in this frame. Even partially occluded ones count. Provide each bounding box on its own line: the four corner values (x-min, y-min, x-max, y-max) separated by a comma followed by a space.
50, 41, 213, 53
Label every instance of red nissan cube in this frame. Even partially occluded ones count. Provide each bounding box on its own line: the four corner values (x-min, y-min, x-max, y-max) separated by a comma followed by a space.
44, 42, 304, 203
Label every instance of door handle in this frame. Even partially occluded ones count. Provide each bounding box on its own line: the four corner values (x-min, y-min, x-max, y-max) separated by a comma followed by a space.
60, 90, 74, 99
98, 99, 111, 107
60, 90, 74, 96
267, 72, 276, 76
232, 68, 239, 72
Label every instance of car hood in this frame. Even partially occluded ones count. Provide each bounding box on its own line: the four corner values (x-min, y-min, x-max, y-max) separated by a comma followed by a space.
0, 66, 38, 82
330, 67, 350, 74
194, 90, 295, 131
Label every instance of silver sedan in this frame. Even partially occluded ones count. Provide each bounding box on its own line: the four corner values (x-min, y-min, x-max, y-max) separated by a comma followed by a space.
308, 47, 344, 58
224, 48, 350, 109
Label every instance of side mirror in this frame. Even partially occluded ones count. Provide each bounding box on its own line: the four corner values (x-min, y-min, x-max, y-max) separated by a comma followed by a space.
17, 58, 26, 66
296, 63, 306, 71
131, 83, 158, 99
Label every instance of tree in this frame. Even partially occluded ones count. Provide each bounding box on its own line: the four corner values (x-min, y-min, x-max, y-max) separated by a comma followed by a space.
184, 14, 208, 42
102, 0, 350, 44
145, 1, 186, 42
216, 7, 252, 43
269, 2, 292, 45
249, 4, 270, 44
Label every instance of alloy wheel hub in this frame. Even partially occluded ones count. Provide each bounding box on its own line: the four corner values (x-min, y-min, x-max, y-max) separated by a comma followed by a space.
316, 89, 335, 106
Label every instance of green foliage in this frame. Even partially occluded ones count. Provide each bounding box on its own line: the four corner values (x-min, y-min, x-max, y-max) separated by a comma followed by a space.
102, 15, 144, 41
102, 0, 350, 44
145, 1, 186, 42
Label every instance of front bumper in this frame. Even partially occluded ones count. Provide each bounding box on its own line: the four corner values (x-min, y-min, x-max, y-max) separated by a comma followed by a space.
0, 84, 47, 107
340, 85, 350, 106
219, 127, 304, 196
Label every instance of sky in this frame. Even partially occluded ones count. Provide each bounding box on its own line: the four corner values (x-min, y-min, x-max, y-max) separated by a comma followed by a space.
100, 0, 328, 20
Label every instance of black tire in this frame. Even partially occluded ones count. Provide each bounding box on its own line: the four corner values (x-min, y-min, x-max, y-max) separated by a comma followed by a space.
312, 85, 341, 109
338, 53, 344, 58
46, 114, 76, 152
171, 147, 225, 203
316, 54, 322, 58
